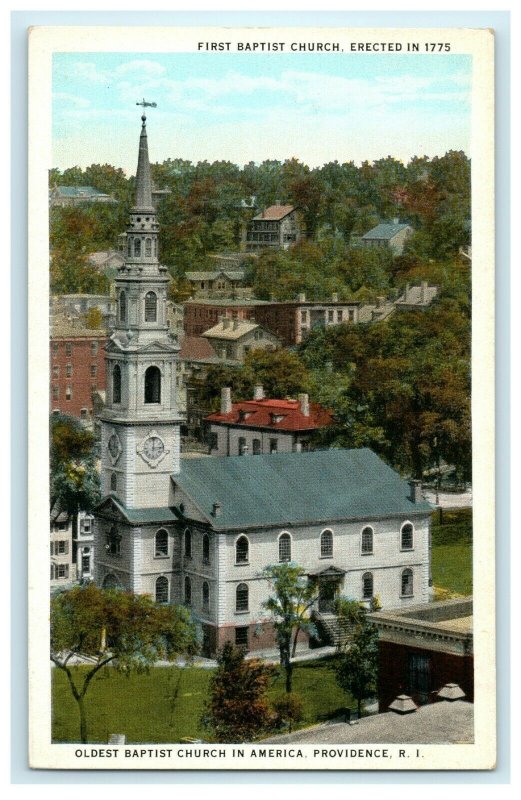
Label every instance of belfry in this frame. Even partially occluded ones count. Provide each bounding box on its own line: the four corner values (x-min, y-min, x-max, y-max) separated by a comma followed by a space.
94, 114, 182, 596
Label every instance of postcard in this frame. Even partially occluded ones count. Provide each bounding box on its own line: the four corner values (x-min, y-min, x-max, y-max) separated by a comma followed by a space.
28, 24, 495, 770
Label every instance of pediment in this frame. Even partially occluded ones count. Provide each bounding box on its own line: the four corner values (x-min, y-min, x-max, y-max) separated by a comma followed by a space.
135, 339, 179, 354
95, 495, 128, 522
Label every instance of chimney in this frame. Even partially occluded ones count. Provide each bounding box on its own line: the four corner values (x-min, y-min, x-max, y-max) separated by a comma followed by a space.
393, 217, 400, 225
298, 292, 306, 303
421, 280, 428, 304
253, 384, 265, 400
331, 292, 339, 303
388, 695, 418, 714
437, 683, 466, 702
409, 479, 423, 504
222, 317, 231, 329
211, 501, 222, 517
220, 387, 232, 415
298, 393, 310, 417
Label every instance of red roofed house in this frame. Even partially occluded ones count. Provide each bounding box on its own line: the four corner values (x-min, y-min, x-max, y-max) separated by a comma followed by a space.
244, 204, 304, 252
205, 385, 334, 456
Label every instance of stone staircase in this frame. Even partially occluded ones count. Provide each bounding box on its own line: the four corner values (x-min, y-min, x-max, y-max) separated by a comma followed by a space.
313, 613, 354, 648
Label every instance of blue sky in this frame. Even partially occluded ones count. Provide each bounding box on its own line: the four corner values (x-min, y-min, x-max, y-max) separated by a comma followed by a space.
53, 51, 472, 173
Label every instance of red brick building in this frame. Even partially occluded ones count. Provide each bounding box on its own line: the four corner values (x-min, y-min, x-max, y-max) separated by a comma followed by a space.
50, 316, 108, 422
183, 299, 265, 337
372, 598, 474, 711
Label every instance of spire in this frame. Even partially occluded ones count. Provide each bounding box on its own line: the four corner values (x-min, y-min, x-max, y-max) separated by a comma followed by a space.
133, 114, 155, 212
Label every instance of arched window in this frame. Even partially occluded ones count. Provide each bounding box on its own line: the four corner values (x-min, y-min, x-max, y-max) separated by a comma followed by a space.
278, 532, 291, 562
119, 291, 127, 323
144, 366, 161, 404
238, 437, 247, 455
401, 523, 414, 550
202, 581, 210, 611
184, 576, 192, 605
184, 528, 192, 559
127, 237, 132, 257
202, 533, 210, 564
155, 576, 168, 604
110, 472, 117, 492
235, 535, 249, 564
145, 238, 152, 257
134, 238, 141, 257
362, 572, 373, 599
361, 526, 374, 554
112, 364, 121, 404
401, 568, 413, 597
145, 291, 157, 322
155, 529, 168, 557
153, 239, 158, 257
236, 583, 249, 612
321, 529, 333, 558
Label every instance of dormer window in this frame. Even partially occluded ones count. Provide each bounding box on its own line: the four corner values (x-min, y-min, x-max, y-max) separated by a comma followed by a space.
270, 413, 285, 425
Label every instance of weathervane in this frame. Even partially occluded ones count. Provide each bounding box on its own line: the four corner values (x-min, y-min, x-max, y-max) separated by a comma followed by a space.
136, 98, 157, 109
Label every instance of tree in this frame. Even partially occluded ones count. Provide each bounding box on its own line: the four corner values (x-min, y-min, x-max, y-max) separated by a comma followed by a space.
202, 642, 274, 743
334, 598, 379, 717
50, 414, 101, 524
51, 584, 200, 742
261, 564, 318, 694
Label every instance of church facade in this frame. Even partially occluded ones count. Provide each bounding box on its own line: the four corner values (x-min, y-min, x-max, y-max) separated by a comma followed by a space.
94, 116, 433, 655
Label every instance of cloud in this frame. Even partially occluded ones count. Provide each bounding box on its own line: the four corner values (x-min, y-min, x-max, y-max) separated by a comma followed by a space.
53, 92, 91, 109
114, 60, 166, 78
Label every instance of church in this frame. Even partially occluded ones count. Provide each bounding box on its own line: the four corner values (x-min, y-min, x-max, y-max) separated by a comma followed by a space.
93, 115, 433, 655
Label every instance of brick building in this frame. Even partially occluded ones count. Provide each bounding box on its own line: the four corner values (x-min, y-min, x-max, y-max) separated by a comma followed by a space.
183, 299, 267, 337
50, 316, 108, 422
372, 598, 473, 710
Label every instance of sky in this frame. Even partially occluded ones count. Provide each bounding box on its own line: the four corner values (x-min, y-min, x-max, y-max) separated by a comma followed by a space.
52, 51, 472, 174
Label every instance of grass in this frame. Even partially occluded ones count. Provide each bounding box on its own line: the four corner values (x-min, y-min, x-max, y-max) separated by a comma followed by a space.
431, 507, 472, 596
52, 657, 351, 744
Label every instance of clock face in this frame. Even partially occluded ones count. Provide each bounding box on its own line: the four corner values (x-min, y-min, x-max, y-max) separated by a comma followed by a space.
143, 436, 165, 460
108, 434, 120, 459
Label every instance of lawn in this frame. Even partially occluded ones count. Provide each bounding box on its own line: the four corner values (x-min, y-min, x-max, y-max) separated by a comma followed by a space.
431, 507, 473, 596
52, 657, 351, 744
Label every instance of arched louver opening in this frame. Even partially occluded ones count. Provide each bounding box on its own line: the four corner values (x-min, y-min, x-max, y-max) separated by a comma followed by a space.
134, 238, 141, 257
145, 238, 152, 257
112, 364, 121, 404
144, 366, 161, 404
145, 291, 157, 322
119, 291, 127, 323
155, 576, 168, 604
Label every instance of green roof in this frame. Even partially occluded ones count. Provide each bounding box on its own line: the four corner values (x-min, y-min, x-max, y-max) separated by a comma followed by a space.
362, 223, 411, 240
97, 496, 178, 525
173, 448, 432, 530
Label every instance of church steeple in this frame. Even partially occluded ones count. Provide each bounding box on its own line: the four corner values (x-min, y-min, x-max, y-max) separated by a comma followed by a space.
133, 114, 155, 213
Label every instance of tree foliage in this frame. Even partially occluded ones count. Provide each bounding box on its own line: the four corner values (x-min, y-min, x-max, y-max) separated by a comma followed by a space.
51, 584, 200, 742
262, 564, 318, 694
202, 642, 274, 743
334, 599, 379, 717
50, 414, 100, 521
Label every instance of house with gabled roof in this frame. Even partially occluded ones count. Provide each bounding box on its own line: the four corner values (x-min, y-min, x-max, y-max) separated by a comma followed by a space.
361, 220, 414, 256
244, 204, 304, 251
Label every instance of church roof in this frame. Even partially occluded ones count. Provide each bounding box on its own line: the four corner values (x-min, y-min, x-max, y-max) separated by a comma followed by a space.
132, 115, 155, 212
173, 448, 433, 530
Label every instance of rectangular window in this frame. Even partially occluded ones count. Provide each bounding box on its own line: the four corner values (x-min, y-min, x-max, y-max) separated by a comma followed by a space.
81, 554, 91, 574
56, 564, 69, 579
91, 341, 98, 356
270, 439, 278, 453
65, 386, 72, 400
328, 310, 334, 322
235, 627, 249, 648
56, 540, 68, 555
66, 364, 72, 377
91, 384, 97, 394
52, 342, 59, 355
52, 385, 59, 400
65, 343, 72, 356
53, 366, 59, 378
91, 365, 97, 377
348, 309, 355, 322
337, 310, 343, 322
82, 519, 91, 533
80, 408, 88, 419
57, 521, 67, 531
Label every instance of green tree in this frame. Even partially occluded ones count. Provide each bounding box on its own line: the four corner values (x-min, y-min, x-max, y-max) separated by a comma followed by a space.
51, 584, 200, 742
50, 414, 100, 524
202, 642, 274, 742
262, 564, 318, 694
334, 599, 379, 717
